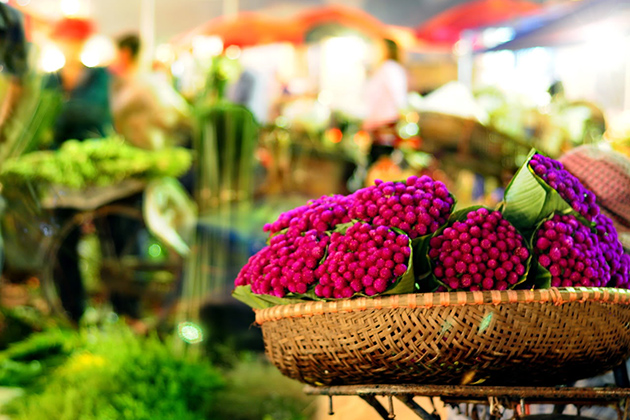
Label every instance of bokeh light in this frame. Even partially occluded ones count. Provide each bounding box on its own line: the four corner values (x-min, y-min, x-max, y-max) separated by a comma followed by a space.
80, 35, 116, 67
225, 45, 241, 60
177, 322, 204, 344
40, 44, 66, 72
60, 0, 81, 16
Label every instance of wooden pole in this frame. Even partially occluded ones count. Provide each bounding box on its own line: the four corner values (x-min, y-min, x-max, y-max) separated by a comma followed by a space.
223, 0, 239, 18
625, 35, 630, 111
140, 0, 155, 72
457, 30, 474, 91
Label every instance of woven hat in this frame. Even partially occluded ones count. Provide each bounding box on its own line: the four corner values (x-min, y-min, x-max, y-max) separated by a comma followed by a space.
559, 145, 630, 250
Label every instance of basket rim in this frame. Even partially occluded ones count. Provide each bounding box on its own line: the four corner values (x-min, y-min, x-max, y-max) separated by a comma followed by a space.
255, 287, 630, 324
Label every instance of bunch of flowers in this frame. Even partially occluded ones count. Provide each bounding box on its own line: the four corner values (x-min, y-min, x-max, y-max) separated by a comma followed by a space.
594, 214, 630, 288
428, 208, 529, 291
615, 255, 630, 289
350, 176, 454, 239
528, 153, 599, 221
314, 222, 411, 298
235, 149, 630, 310
534, 214, 610, 288
263, 194, 353, 235
235, 228, 329, 297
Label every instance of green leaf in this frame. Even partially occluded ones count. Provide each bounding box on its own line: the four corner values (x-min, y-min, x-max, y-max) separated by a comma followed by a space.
411, 235, 436, 292
501, 149, 548, 232
382, 238, 415, 295
332, 221, 357, 234
527, 260, 552, 289
231, 285, 308, 310
502, 148, 585, 235
519, 214, 556, 290
301, 287, 324, 301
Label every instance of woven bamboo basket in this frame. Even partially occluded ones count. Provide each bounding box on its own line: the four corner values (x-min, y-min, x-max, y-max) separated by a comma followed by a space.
255, 287, 630, 386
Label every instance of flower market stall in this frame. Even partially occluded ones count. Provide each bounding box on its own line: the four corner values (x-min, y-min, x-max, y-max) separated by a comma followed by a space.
233, 146, 630, 418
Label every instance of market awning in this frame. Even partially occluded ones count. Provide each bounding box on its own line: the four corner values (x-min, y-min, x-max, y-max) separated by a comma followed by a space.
415, 0, 541, 47
171, 4, 428, 51
486, 0, 630, 51
295, 4, 392, 42
171, 11, 302, 48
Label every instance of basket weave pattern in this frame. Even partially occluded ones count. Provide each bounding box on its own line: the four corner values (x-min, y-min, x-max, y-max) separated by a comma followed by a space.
256, 288, 630, 386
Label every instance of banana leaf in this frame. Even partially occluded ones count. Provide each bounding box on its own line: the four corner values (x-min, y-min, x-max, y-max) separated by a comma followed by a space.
232, 285, 308, 310
412, 234, 437, 292
501, 148, 582, 235
523, 215, 556, 290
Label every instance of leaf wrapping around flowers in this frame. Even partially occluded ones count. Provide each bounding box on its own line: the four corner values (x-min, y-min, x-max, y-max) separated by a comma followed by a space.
382, 233, 415, 296
232, 285, 309, 310
526, 259, 552, 290
523, 215, 559, 290
421, 205, 483, 292
501, 149, 577, 235
233, 222, 417, 308
423, 205, 532, 292
412, 234, 437, 292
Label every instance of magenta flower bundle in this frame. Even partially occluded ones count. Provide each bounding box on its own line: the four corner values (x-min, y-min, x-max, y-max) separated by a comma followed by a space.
234, 149, 630, 310
314, 222, 412, 298
429, 208, 530, 291
349, 176, 454, 239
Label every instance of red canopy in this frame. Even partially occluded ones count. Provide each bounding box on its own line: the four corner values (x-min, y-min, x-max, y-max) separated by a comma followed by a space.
172, 11, 302, 48
416, 0, 541, 46
294, 4, 393, 41
171, 5, 439, 53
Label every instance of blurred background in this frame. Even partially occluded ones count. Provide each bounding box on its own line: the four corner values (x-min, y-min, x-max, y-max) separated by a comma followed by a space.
0, 0, 629, 419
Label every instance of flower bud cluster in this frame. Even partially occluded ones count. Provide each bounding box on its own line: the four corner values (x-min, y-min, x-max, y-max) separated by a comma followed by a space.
428, 208, 529, 291
595, 214, 630, 288
314, 222, 410, 298
534, 214, 610, 287
235, 228, 329, 297
529, 153, 599, 221
350, 176, 454, 240
263, 194, 353, 236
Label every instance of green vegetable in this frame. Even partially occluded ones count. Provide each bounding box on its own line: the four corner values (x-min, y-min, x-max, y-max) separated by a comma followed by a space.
2, 326, 223, 420
0, 137, 193, 191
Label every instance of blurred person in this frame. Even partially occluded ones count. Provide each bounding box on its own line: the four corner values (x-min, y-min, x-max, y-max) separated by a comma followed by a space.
46, 17, 112, 149
110, 33, 191, 150
110, 34, 194, 329
0, 3, 28, 131
363, 38, 408, 130
43, 17, 113, 323
362, 38, 408, 165
227, 67, 271, 124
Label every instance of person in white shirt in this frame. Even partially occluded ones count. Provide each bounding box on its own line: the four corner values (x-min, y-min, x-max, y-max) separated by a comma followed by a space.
362, 38, 408, 164
363, 38, 408, 131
